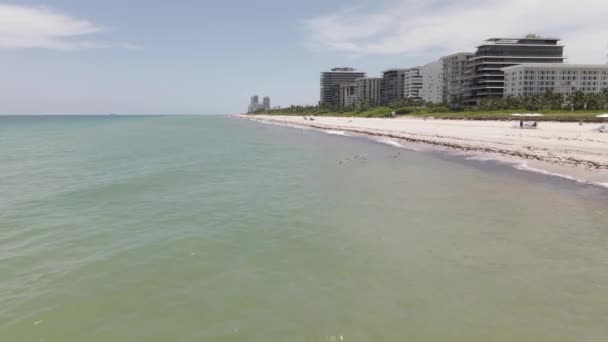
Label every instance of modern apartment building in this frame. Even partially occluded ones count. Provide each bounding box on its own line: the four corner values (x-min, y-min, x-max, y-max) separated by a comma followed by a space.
333, 84, 356, 108
381, 69, 407, 104
463, 34, 565, 105
420, 60, 444, 104
320, 67, 366, 107
354, 77, 382, 106
503, 64, 608, 97
381, 67, 422, 104
403, 67, 423, 100
441, 52, 473, 106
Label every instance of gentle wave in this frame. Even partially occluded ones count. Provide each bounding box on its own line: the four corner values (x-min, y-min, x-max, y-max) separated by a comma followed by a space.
464, 154, 608, 190
374, 137, 420, 151
465, 154, 503, 162
514, 162, 580, 182
324, 130, 348, 136
514, 162, 608, 189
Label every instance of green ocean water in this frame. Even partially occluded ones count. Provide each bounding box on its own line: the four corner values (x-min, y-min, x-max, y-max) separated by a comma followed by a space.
1, 115, 607, 341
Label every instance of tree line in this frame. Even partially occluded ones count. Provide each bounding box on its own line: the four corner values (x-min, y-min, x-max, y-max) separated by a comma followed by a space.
255, 89, 608, 115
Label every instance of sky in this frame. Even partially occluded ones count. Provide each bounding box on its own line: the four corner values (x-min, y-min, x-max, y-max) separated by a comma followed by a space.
1, 0, 607, 115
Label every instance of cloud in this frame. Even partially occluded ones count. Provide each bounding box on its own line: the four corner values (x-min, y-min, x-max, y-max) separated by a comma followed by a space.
305, 0, 608, 63
0, 4, 134, 50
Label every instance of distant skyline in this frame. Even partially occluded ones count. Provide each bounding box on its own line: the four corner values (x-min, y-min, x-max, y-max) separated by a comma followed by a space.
1, 0, 607, 115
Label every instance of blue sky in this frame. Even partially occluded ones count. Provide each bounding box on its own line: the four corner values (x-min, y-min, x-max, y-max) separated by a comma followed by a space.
1, 0, 607, 115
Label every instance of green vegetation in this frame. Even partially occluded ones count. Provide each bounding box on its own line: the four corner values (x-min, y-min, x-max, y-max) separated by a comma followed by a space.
254, 90, 608, 121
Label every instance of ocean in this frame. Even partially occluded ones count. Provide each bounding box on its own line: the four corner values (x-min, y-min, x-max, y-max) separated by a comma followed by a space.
1, 115, 607, 341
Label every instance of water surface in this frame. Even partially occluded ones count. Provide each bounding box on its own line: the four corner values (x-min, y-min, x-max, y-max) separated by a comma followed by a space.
1, 115, 607, 341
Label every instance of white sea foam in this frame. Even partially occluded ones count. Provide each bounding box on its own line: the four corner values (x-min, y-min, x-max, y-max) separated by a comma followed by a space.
373, 137, 421, 151
465, 154, 503, 162
375, 137, 403, 148
463, 155, 608, 190
514, 162, 580, 182
463, 153, 590, 186
595, 182, 608, 189
324, 130, 347, 136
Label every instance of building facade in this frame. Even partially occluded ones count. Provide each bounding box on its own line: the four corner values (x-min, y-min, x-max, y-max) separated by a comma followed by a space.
420, 60, 444, 104
381, 67, 422, 104
263, 97, 271, 111
333, 84, 356, 108
503, 64, 608, 97
403, 67, 423, 100
381, 69, 406, 104
463, 34, 565, 105
248, 95, 260, 113
354, 77, 382, 106
441, 52, 473, 106
320, 68, 366, 107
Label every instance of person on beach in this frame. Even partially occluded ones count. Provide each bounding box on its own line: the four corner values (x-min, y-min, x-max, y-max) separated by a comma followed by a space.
520, 119, 524, 128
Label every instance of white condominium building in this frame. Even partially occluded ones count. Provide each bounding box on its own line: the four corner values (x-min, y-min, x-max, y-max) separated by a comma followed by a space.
503, 64, 608, 97
441, 52, 473, 105
354, 77, 382, 106
403, 67, 423, 100
420, 60, 444, 104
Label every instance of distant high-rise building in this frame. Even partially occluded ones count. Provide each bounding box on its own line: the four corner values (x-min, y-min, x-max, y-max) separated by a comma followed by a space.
354, 77, 382, 106
263, 97, 271, 111
320, 67, 366, 107
248, 95, 271, 113
381, 67, 422, 104
381, 69, 407, 105
420, 61, 444, 104
403, 67, 423, 100
463, 34, 565, 105
441, 52, 474, 107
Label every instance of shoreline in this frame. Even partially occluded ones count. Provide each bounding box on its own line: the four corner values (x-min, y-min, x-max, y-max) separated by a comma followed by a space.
240, 114, 608, 188
246, 112, 608, 123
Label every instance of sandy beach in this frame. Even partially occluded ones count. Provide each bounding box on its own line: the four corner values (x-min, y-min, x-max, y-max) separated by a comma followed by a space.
246, 115, 608, 187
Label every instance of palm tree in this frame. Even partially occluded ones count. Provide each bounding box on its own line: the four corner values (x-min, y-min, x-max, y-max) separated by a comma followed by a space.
585, 92, 601, 110
568, 91, 587, 111
597, 88, 608, 110
541, 90, 563, 110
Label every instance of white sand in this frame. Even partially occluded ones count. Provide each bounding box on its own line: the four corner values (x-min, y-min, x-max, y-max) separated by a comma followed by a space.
246, 115, 608, 186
